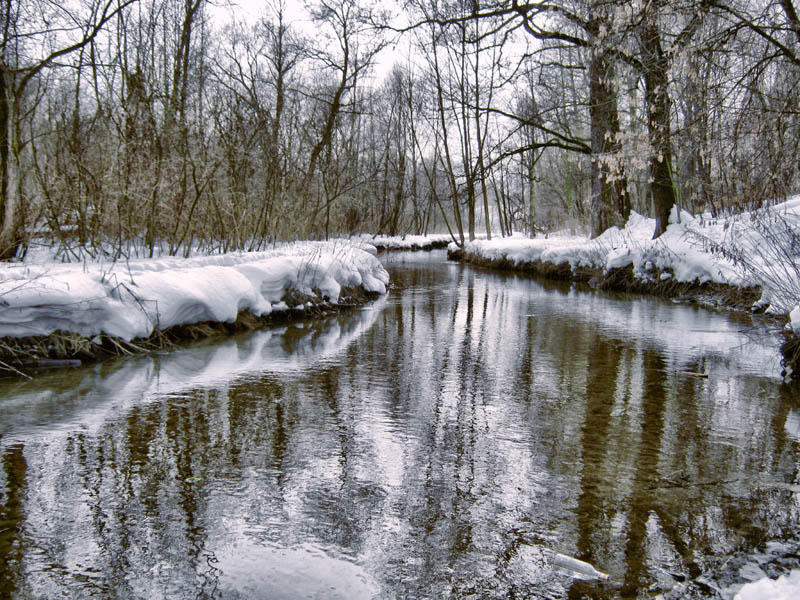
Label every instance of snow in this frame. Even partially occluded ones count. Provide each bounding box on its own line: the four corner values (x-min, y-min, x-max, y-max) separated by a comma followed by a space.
455, 211, 746, 287
733, 570, 800, 600
215, 541, 379, 599
0, 241, 389, 341
3, 202, 800, 344
350, 233, 452, 250
453, 199, 800, 331
791, 304, 800, 335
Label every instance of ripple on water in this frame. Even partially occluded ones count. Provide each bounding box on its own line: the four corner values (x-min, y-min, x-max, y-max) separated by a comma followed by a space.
215, 542, 379, 600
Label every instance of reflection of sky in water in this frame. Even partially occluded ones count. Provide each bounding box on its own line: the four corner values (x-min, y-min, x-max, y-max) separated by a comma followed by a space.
0, 297, 385, 443
460, 270, 781, 377
787, 411, 800, 442
215, 542, 378, 600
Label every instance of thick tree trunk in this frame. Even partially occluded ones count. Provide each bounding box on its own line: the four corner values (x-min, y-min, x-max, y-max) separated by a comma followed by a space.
588, 11, 629, 239
0, 66, 19, 260
589, 56, 613, 238
641, 16, 677, 238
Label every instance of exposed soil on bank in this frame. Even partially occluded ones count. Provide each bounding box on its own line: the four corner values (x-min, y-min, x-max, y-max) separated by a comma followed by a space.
0, 285, 381, 379
449, 247, 800, 378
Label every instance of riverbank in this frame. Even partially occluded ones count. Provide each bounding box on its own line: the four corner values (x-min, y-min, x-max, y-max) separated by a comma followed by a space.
448, 247, 765, 311
0, 241, 389, 378
448, 202, 800, 378
350, 233, 452, 252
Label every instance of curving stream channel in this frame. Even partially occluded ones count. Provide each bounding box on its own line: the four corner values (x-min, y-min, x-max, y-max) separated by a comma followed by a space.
1, 250, 799, 599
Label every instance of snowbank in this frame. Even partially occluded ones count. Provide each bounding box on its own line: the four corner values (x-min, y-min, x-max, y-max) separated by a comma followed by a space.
734, 570, 800, 600
350, 233, 452, 251
0, 241, 389, 341
452, 200, 800, 329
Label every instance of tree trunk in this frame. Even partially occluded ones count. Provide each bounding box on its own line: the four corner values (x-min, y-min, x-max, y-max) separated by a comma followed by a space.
0, 65, 19, 260
588, 9, 629, 239
589, 46, 610, 237
430, 34, 464, 245
472, 15, 492, 241
641, 15, 677, 238
528, 152, 536, 236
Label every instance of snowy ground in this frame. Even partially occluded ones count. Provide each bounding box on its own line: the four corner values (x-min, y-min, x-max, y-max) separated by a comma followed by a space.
0, 241, 389, 342
734, 569, 800, 600
350, 233, 452, 250
2, 200, 799, 342
453, 199, 800, 333
3, 198, 799, 344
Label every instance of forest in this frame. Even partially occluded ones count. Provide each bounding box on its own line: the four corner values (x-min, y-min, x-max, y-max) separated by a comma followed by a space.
0, 0, 798, 260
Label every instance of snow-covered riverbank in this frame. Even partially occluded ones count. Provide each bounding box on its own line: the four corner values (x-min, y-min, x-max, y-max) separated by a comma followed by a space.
454, 203, 798, 317
350, 233, 452, 251
0, 241, 389, 371
3, 202, 800, 377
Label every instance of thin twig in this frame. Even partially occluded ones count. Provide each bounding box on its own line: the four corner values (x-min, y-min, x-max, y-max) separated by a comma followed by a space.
0, 360, 32, 380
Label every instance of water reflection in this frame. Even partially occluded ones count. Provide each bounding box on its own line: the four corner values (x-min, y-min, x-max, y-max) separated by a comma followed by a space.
0, 297, 385, 441
1, 251, 798, 599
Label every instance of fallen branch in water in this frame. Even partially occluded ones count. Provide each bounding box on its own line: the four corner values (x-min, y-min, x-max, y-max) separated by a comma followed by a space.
647, 472, 740, 490
0, 359, 31, 379
676, 370, 709, 378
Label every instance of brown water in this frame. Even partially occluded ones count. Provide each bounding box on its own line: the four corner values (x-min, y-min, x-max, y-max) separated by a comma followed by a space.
1, 250, 799, 599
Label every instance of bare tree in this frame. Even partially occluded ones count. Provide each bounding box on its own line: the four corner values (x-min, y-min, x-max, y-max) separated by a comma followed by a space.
301, 0, 388, 231
0, 0, 138, 259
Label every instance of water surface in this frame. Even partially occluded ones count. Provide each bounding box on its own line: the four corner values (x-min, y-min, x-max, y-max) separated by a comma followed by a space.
1, 250, 798, 599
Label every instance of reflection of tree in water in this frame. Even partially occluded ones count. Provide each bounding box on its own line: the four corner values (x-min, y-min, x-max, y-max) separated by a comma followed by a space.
376, 268, 551, 597
1, 259, 800, 599
69, 391, 226, 598
618, 349, 669, 597
378, 265, 800, 598
0, 444, 26, 597
573, 335, 623, 597
564, 341, 800, 598
300, 367, 368, 551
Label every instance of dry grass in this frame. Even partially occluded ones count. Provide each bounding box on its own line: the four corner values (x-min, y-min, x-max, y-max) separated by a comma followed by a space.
0, 331, 96, 362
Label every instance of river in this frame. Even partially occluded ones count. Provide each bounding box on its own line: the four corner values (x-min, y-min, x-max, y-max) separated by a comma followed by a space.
1, 250, 798, 599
